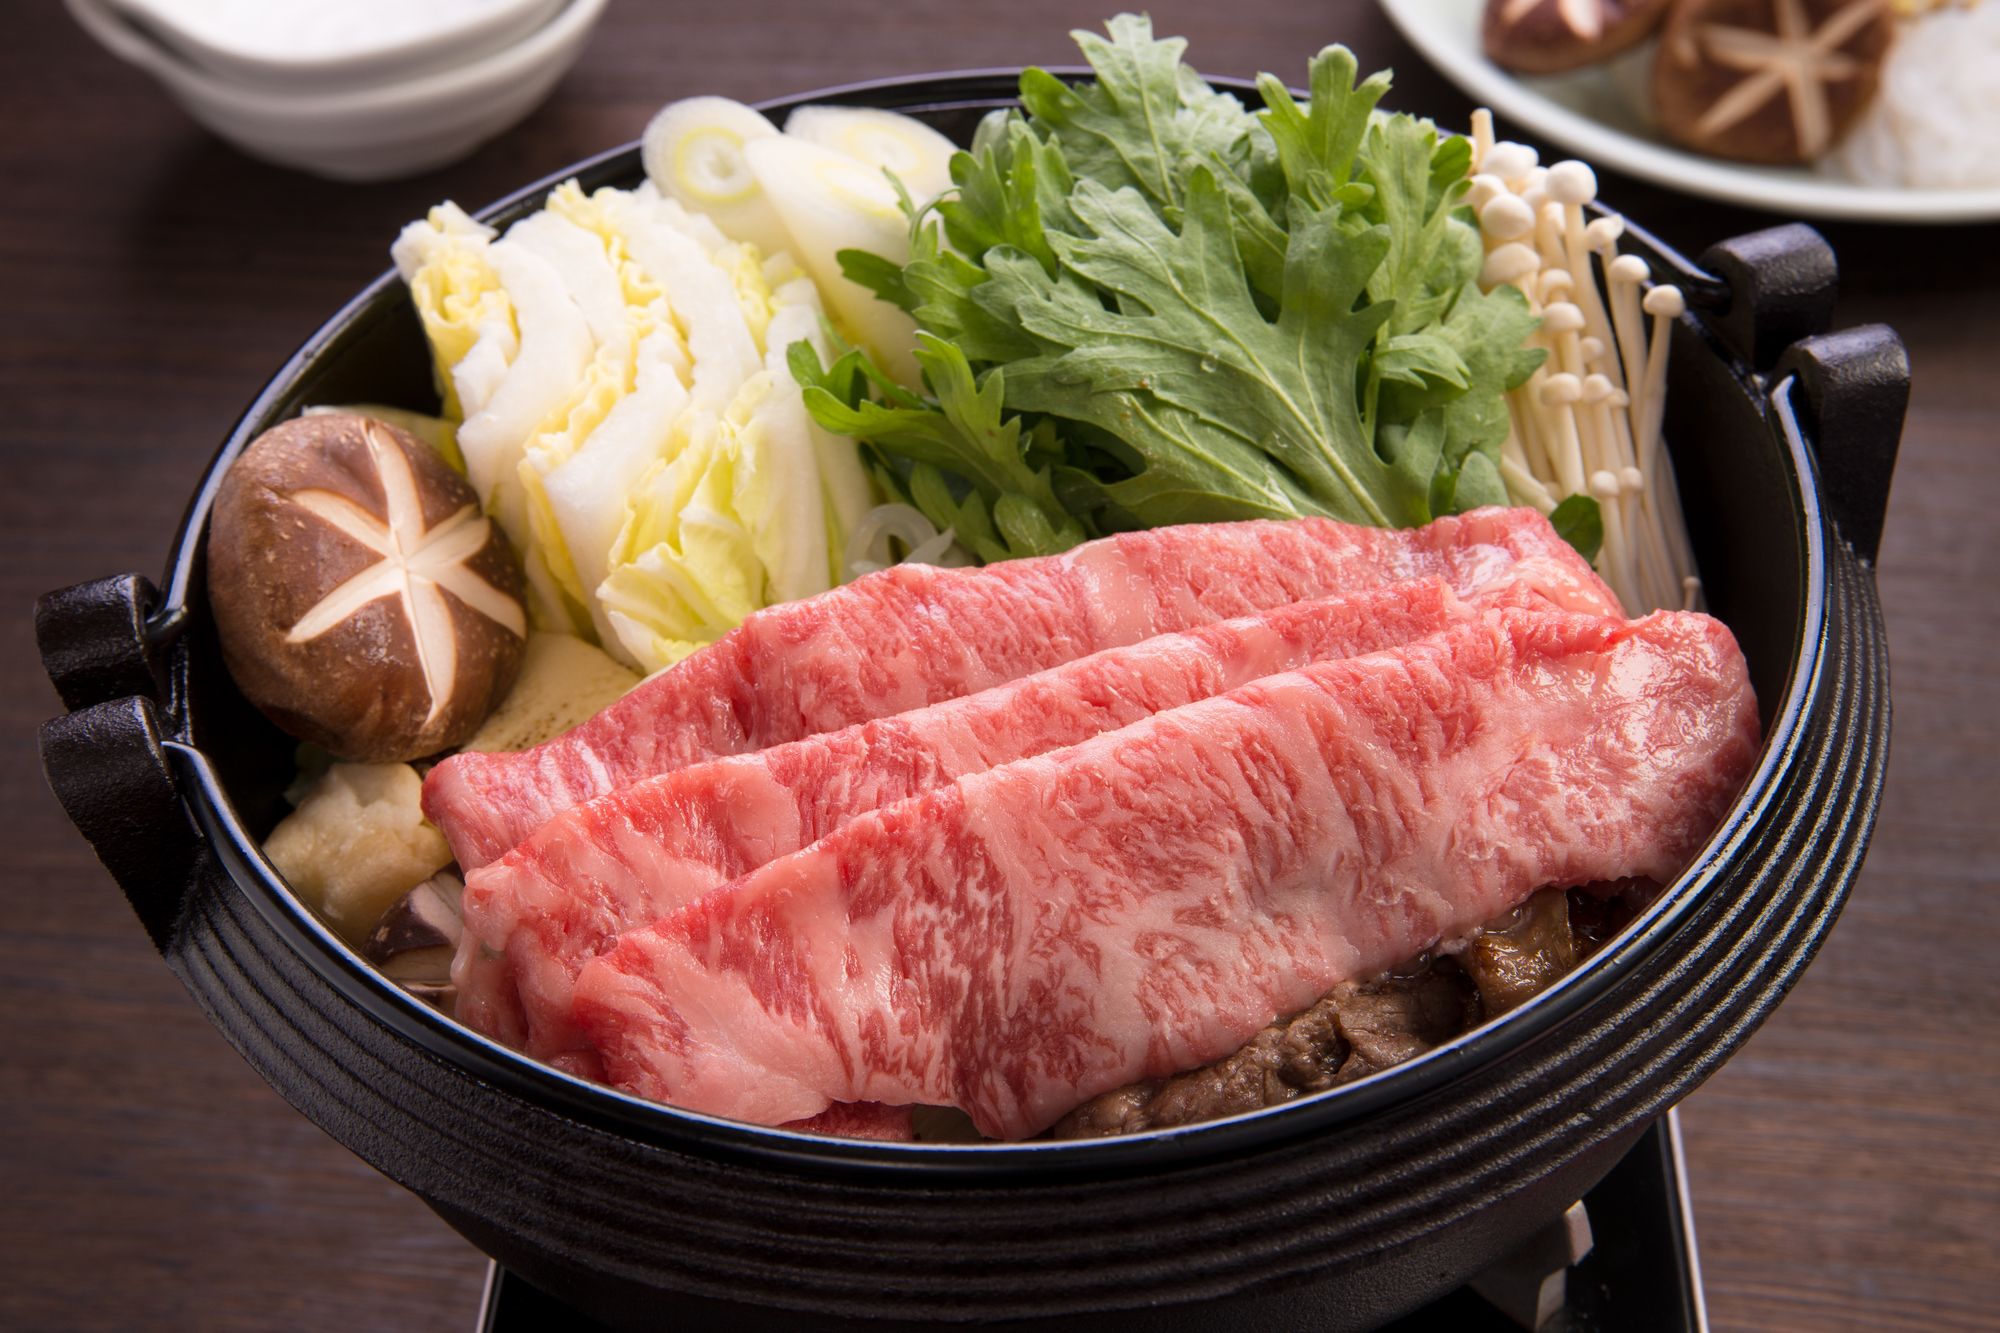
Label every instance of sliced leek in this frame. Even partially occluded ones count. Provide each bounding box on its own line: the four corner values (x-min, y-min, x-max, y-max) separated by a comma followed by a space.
784, 104, 960, 207
640, 96, 791, 259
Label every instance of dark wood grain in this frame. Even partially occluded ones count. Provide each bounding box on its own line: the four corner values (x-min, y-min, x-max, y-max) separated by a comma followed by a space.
3, 4, 1994, 1330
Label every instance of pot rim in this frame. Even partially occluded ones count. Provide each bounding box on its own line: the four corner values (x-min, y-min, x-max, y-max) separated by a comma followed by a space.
152, 69, 1827, 1178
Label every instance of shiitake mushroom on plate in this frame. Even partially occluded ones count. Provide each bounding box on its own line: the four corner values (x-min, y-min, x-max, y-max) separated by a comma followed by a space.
1653, 0, 1894, 164
1483, 0, 1677, 74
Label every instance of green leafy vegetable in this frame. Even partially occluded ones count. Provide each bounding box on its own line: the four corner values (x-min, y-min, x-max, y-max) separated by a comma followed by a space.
796, 14, 1545, 557
790, 334, 1084, 563
994, 173, 1414, 526
939, 113, 1075, 274
1549, 494, 1605, 562
1016, 15, 1249, 219
837, 247, 912, 311
1255, 47, 1382, 210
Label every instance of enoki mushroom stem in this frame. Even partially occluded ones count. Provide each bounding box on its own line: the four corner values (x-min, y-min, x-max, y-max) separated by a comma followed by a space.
1472, 117, 1702, 615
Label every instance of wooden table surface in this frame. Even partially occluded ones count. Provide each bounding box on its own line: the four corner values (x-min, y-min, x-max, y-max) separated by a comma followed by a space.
3, 3, 1994, 1329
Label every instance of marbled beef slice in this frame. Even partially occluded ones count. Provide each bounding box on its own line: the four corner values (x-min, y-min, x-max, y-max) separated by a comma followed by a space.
571, 607, 1758, 1139
424, 508, 1621, 868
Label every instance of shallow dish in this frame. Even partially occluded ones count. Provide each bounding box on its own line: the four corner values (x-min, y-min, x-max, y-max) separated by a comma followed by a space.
1378, 0, 2000, 224
37, 71, 1905, 1330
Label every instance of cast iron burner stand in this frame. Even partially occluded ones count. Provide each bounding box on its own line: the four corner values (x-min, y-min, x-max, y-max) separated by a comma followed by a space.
476, 1112, 1708, 1332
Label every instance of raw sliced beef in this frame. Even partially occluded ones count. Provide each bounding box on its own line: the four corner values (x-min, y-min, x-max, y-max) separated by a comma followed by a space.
455, 579, 1480, 1059
424, 509, 1620, 868
785, 1102, 914, 1140
570, 609, 1759, 1140
460, 978, 917, 1140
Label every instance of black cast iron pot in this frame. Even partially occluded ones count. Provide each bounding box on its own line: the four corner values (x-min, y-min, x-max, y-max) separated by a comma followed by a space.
36, 73, 1904, 1331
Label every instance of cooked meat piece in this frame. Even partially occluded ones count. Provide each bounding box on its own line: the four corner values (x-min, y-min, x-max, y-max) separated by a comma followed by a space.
1051, 967, 1478, 1138
1334, 966, 1487, 1078
1460, 888, 1579, 1016
1052, 996, 1349, 1138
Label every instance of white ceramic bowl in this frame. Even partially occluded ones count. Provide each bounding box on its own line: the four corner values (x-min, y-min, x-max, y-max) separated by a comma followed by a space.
64, 0, 608, 181
99, 0, 570, 93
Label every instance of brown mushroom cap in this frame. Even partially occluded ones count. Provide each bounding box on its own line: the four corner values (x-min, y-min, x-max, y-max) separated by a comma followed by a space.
363, 872, 465, 966
1653, 0, 1893, 164
208, 413, 527, 762
364, 873, 465, 998
1484, 0, 1676, 75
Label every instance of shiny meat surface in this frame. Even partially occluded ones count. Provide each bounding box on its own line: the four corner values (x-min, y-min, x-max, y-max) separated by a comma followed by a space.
422, 509, 1621, 869
570, 608, 1759, 1139
454, 579, 1478, 1060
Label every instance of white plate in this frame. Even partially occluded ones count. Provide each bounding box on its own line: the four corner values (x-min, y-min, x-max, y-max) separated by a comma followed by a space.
1378, 0, 2000, 224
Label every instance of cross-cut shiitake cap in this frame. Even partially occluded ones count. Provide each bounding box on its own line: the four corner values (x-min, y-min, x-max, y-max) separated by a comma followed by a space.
206, 412, 528, 763
1484, 0, 1676, 75
1652, 0, 1893, 165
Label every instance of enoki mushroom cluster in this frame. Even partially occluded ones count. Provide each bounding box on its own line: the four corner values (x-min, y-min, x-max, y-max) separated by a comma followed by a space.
1469, 109, 1701, 616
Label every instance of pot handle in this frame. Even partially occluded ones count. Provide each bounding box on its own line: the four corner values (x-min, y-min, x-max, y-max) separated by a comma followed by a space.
39, 695, 201, 951
37, 573, 200, 951
1775, 325, 1909, 565
1696, 224, 1839, 373
35, 573, 180, 713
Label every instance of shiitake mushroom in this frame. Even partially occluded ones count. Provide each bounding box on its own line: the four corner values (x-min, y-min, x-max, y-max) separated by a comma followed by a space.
207, 412, 527, 762
1483, 0, 1676, 75
1653, 0, 1893, 164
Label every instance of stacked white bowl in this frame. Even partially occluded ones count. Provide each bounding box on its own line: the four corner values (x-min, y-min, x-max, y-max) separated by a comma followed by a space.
65, 0, 610, 180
